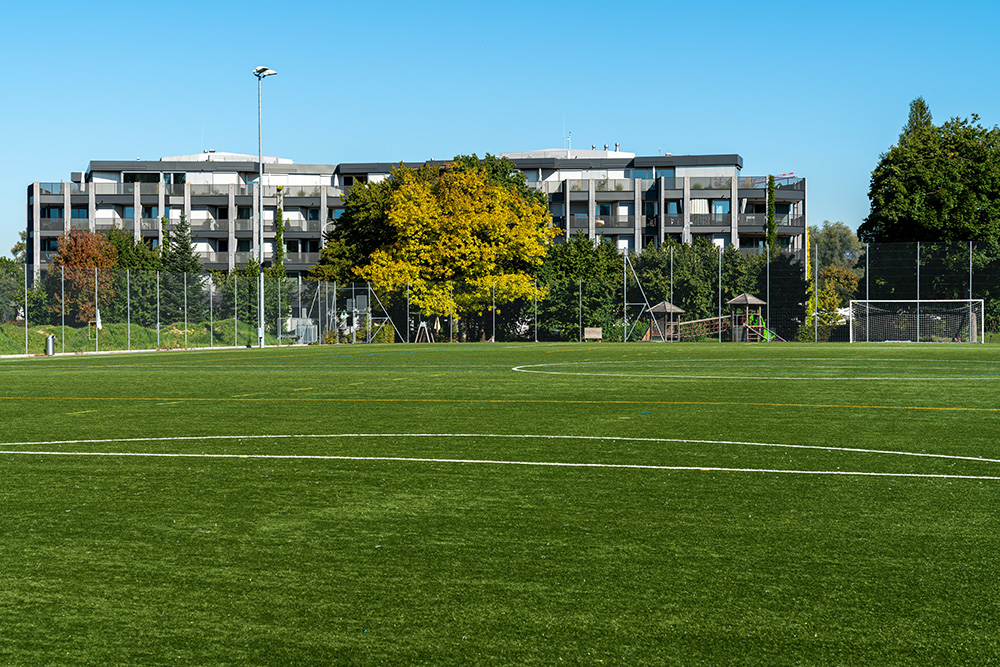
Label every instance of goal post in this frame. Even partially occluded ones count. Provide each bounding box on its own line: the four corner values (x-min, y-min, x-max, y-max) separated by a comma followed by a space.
849, 299, 984, 343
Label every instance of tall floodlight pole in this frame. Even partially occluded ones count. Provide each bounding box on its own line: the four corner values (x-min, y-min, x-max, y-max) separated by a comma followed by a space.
254, 66, 277, 348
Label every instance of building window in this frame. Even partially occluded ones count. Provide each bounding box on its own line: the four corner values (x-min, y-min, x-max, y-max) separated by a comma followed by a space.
712, 200, 730, 215
303, 239, 320, 253
124, 173, 158, 184
665, 200, 682, 215
217, 207, 229, 220
236, 239, 251, 252
142, 205, 158, 219
41, 237, 59, 251
217, 239, 229, 252
41, 206, 63, 219
329, 208, 344, 220
124, 206, 135, 219
164, 173, 186, 185
237, 207, 252, 220
307, 208, 320, 221
631, 168, 653, 179
71, 207, 88, 219
655, 168, 675, 179
285, 239, 300, 253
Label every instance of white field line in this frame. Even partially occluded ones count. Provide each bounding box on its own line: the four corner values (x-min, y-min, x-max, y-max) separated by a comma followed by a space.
511, 359, 1000, 381
0, 449, 997, 481
1, 432, 999, 466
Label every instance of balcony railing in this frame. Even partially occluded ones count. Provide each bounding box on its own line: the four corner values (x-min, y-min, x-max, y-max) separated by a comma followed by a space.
689, 177, 732, 190
664, 214, 684, 226
235, 220, 254, 231
39, 219, 63, 231
39, 182, 63, 195
285, 220, 323, 233
190, 185, 230, 196
569, 214, 589, 228
166, 184, 185, 196
690, 213, 731, 225
738, 176, 805, 190
739, 213, 767, 226
284, 252, 320, 266
567, 180, 589, 192
738, 213, 802, 227
280, 186, 324, 198
595, 215, 635, 229
595, 179, 634, 192
197, 251, 230, 264
661, 178, 683, 190
527, 181, 564, 194
70, 219, 89, 230
189, 219, 230, 232
141, 218, 161, 231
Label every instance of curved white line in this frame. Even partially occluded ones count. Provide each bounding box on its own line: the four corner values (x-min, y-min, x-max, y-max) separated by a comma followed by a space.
0, 449, 997, 481
0, 433, 997, 465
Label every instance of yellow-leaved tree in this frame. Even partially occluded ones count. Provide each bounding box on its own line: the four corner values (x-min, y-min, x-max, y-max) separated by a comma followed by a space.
328, 155, 556, 339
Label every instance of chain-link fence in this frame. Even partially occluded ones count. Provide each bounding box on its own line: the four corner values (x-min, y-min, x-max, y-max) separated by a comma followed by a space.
2, 241, 999, 354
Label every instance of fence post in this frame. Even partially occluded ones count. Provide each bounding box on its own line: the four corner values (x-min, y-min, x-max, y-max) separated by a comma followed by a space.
23, 264, 28, 355
157, 271, 160, 349
234, 274, 238, 347
916, 241, 920, 342
127, 268, 131, 351
578, 279, 582, 342
622, 252, 627, 342
670, 245, 674, 342
61, 266, 65, 353
94, 267, 99, 353
718, 246, 723, 343
814, 242, 819, 343
534, 279, 538, 343
184, 272, 188, 349
492, 279, 496, 343
209, 276, 213, 348
766, 244, 770, 340
406, 282, 410, 343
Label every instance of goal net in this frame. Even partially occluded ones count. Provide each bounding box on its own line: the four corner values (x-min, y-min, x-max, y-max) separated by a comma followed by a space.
849, 300, 984, 343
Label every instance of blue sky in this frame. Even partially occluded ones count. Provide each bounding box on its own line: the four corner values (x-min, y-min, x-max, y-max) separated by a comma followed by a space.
4, 0, 999, 255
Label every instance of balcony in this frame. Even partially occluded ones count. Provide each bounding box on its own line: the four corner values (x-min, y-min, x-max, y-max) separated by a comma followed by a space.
690, 213, 731, 226
664, 214, 684, 226
738, 176, 805, 190
141, 218, 161, 231
284, 220, 323, 233
569, 214, 589, 228
527, 181, 563, 194
595, 215, 635, 229
738, 214, 802, 227
190, 185, 230, 196
280, 186, 323, 198
235, 220, 254, 231
661, 178, 683, 190
70, 219, 90, 230
189, 218, 230, 232
38, 219, 63, 231
284, 252, 320, 266
198, 251, 230, 265
595, 179, 633, 192
39, 183, 63, 195
689, 177, 732, 190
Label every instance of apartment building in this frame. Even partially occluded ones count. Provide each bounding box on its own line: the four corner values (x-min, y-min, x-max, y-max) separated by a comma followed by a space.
26, 149, 806, 275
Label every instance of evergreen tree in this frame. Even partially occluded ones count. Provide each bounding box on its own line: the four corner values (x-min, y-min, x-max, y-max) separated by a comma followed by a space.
160, 214, 206, 326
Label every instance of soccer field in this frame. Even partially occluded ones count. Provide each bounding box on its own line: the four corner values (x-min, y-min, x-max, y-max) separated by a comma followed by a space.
1, 342, 999, 665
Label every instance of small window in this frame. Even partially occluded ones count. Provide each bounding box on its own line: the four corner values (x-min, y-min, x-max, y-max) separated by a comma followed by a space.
124, 206, 135, 219
217, 207, 229, 220
342, 175, 355, 187
41, 237, 59, 251
237, 207, 252, 220
307, 208, 320, 221
142, 205, 158, 219
631, 168, 653, 179
217, 239, 229, 252
42, 206, 63, 219
71, 207, 88, 219
236, 239, 251, 252
285, 239, 300, 253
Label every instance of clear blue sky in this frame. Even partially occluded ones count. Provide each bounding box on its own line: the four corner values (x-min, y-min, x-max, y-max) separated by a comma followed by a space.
4, 0, 999, 255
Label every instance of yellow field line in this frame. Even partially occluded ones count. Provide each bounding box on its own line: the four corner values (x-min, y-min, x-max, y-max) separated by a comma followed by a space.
1, 396, 997, 413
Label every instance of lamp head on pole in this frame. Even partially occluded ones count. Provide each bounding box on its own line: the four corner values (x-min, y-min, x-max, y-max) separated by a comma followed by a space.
253, 66, 277, 79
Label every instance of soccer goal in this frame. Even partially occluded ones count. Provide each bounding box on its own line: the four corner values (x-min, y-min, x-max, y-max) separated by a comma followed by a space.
849, 299, 985, 343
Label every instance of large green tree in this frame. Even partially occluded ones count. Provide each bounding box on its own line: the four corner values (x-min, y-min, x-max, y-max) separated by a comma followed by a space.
860, 99, 1000, 248
809, 221, 862, 270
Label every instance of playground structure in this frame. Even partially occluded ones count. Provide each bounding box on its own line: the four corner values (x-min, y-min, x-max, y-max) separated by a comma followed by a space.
642, 293, 784, 342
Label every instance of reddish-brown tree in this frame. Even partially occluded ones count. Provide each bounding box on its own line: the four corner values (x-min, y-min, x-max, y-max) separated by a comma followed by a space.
51, 230, 119, 325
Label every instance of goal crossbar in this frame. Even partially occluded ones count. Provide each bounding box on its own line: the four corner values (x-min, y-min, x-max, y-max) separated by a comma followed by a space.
849, 299, 984, 343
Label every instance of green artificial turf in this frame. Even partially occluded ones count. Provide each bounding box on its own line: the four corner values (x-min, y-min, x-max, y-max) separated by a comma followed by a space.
1, 342, 999, 665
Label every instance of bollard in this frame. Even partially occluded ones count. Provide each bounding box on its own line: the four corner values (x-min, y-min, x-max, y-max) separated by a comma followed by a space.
46, 335, 56, 356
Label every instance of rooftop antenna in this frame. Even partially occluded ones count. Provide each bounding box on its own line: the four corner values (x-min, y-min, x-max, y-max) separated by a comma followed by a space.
567, 131, 572, 153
